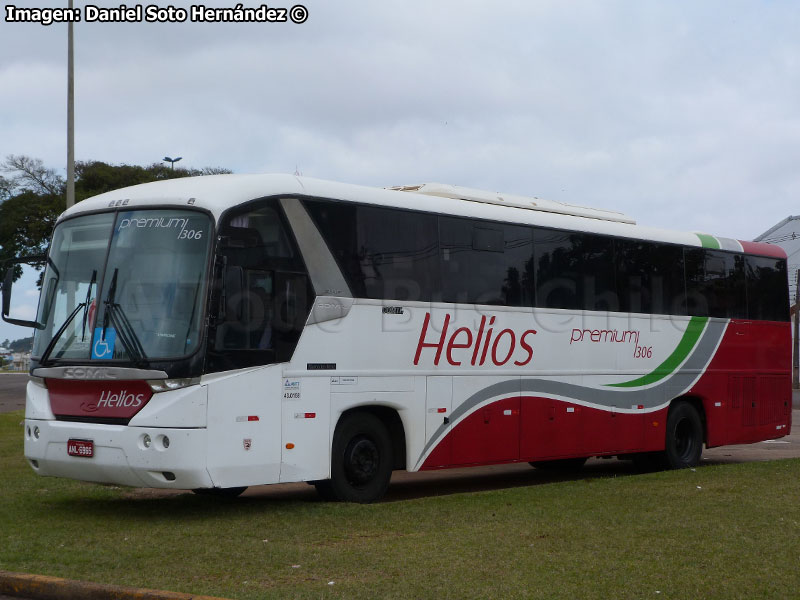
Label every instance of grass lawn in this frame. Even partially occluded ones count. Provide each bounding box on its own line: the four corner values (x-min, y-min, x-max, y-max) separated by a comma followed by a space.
1, 409, 799, 599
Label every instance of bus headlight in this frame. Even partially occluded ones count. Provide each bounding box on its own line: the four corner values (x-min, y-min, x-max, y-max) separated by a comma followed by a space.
142, 434, 152, 449
147, 378, 199, 393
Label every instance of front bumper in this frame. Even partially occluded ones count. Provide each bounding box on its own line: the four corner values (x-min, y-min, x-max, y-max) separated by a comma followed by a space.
24, 418, 212, 489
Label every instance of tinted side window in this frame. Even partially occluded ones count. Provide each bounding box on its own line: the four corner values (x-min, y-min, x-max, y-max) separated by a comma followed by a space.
746, 255, 789, 321
534, 229, 617, 311
304, 200, 438, 302
440, 217, 533, 306
359, 206, 438, 301
615, 240, 686, 315
685, 248, 746, 318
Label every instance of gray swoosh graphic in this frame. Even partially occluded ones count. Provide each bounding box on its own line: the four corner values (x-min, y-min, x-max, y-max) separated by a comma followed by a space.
415, 319, 727, 469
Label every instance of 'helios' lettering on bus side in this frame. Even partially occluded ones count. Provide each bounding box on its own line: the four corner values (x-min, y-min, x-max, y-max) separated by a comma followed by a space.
414, 312, 537, 367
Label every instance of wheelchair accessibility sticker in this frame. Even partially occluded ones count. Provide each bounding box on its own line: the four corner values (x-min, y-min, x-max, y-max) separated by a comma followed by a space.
92, 328, 117, 360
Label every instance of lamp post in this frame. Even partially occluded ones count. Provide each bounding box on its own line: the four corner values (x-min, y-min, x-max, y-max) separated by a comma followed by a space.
163, 156, 182, 170
66, 0, 75, 208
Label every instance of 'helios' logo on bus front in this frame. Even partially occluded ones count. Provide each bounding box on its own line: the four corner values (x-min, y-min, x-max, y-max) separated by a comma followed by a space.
47, 379, 153, 421
414, 313, 537, 367
97, 389, 146, 409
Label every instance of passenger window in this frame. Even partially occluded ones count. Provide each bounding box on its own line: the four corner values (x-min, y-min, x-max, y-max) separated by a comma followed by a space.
684, 249, 746, 318
358, 206, 438, 302
534, 229, 616, 311
440, 217, 533, 306
746, 255, 789, 321
615, 240, 685, 315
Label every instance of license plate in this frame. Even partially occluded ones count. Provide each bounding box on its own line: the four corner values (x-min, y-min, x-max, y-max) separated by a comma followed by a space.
67, 439, 94, 458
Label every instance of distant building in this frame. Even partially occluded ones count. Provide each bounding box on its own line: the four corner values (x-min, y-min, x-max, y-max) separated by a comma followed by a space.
756, 217, 800, 385
754, 216, 800, 303
11, 352, 30, 372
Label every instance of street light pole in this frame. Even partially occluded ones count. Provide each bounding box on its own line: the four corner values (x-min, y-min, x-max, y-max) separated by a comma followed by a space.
163, 156, 182, 170
66, 0, 75, 209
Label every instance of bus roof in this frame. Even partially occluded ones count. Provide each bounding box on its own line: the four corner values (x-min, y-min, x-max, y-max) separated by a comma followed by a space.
58, 173, 784, 257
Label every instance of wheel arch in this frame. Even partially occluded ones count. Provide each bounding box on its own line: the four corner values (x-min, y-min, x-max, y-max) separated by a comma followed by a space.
335, 405, 407, 471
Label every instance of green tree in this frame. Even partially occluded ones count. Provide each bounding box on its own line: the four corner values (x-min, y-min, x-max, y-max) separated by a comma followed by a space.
0, 190, 64, 263
75, 161, 232, 200
7, 336, 34, 352
0, 175, 13, 202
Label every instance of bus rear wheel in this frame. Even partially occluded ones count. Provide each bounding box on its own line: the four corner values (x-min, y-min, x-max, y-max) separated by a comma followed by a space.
320, 412, 393, 503
661, 401, 703, 469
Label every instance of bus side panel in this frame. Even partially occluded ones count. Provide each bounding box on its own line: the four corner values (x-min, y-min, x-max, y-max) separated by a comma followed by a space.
520, 396, 584, 460
449, 376, 520, 466
205, 368, 282, 488
690, 320, 791, 447
280, 375, 330, 482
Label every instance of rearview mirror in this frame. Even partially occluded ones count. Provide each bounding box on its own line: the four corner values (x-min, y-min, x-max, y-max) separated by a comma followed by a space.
1, 256, 46, 329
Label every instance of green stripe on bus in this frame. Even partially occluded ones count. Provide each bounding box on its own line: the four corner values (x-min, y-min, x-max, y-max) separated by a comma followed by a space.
607, 316, 709, 388
695, 233, 720, 249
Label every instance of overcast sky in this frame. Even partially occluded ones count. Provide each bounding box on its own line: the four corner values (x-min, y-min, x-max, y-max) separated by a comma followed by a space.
1, 0, 800, 343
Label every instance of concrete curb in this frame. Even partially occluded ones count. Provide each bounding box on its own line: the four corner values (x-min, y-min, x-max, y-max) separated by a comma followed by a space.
0, 571, 230, 600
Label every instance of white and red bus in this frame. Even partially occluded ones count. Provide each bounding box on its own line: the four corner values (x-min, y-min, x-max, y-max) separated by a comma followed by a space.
2, 175, 791, 502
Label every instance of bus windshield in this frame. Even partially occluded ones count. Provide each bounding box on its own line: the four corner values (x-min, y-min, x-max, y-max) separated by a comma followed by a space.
32, 209, 212, 362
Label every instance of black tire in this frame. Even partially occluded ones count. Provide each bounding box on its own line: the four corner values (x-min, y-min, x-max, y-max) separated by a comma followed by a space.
311, 479, 337, 501
661, 401, 703, 469
192, 486, 247, 498
324, 412, 393, 503
529, 457, 587, 472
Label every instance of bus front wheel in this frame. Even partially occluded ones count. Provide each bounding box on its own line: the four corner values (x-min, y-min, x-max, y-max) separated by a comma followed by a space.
321, 412, 393, 503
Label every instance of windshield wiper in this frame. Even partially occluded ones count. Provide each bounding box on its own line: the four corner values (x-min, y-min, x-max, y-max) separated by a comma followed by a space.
101, 268, 149, 367
80, 269, 97, 342
38, 302, 86, 366
100, 268, 118, 340
106, 304, 148, 367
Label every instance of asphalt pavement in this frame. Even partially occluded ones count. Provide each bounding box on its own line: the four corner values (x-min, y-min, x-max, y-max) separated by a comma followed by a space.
0, 373, 26, 413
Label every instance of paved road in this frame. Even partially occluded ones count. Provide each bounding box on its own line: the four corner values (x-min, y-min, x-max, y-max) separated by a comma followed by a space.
0, 373, 26, 413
